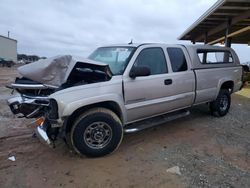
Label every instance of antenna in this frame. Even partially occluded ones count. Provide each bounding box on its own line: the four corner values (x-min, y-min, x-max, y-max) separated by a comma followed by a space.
128, 39, 133, 45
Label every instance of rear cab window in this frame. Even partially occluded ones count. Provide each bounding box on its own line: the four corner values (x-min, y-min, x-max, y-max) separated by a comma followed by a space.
167, 47, 188, 72
197, 50, 234, 64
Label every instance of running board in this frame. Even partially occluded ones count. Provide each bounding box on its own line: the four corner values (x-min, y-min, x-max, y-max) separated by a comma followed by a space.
124, 109, 190, 133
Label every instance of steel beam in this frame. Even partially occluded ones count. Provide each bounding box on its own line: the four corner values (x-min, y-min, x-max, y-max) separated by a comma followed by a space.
208, 25, 250, 45
195, 9, 250, 42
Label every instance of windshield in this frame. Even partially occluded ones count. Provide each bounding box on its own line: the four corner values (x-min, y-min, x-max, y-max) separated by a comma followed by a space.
88, 47, 136, 75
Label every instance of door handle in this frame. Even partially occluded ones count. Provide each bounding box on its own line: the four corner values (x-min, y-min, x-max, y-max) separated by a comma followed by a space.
164, 79, 172, 85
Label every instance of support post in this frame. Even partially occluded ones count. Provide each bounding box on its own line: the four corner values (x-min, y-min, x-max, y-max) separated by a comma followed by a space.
224, 19, 232, 62
204, 32, 208, 44
224, 19, 232, 47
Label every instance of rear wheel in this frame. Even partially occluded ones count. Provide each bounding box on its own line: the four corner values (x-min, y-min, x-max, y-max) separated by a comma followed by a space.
210, 89, 231, 117
70, 108, 123, 157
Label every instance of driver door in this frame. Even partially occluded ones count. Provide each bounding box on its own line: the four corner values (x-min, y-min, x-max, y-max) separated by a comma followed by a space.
123, 47, 171, 123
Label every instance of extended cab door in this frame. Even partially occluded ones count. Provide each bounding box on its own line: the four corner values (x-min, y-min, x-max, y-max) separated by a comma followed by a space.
123, 45, 195, 124
164, 46, 196, 110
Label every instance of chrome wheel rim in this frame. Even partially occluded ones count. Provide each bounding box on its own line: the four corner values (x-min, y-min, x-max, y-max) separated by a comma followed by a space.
219, 95, 228, 111
84, 122, 112, 149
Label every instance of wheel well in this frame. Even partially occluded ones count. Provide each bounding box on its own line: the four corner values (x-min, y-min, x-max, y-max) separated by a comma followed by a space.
64, 101, 123, 134
221, 81, 234, 93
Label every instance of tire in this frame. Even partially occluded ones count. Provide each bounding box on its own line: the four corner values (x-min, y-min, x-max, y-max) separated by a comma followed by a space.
210, 89, 231, 117
70, 108, 123, 157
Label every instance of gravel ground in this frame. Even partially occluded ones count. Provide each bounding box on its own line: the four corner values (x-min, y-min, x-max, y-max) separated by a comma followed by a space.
0, 67, 250, 188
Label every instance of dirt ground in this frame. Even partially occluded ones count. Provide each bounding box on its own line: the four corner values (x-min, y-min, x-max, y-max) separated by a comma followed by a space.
0, 66, 250, 188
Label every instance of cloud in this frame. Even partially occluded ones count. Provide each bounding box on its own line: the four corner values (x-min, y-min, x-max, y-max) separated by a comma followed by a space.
0, 0, 248, 62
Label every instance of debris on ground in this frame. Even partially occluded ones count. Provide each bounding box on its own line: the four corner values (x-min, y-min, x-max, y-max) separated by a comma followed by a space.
8, 156, 16, 162
166, 166, 181, 175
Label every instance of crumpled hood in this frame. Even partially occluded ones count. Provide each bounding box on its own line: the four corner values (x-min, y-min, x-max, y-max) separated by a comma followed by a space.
18, 55, 111, 87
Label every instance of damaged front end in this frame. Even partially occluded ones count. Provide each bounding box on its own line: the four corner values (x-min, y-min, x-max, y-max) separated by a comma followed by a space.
7, 94, 58, 119
7, 55, 112, 146
7, 94, 60, 146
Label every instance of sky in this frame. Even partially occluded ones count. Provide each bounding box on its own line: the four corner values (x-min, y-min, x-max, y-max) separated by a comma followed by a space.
0, 0, 249, 62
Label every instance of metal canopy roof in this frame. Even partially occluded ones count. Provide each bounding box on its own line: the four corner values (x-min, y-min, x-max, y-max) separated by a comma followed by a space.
179, 0, 250, 45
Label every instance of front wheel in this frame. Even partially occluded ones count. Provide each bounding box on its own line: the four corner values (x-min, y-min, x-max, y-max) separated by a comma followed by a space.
210, 89, 231, 117
70, 108, 123, 157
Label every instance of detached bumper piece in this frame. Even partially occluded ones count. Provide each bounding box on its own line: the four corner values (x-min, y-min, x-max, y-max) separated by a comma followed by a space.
36, 121, 51, 145
35, 119, 60, 147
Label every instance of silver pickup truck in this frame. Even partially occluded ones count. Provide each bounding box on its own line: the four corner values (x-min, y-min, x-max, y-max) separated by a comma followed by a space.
7, 44, 243, 157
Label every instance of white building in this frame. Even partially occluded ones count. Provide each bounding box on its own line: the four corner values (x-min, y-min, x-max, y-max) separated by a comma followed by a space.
0, 35, 17, 62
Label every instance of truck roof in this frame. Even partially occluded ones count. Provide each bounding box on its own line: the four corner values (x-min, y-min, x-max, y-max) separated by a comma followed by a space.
101, 43, 240, 68
102, 43, 233, 51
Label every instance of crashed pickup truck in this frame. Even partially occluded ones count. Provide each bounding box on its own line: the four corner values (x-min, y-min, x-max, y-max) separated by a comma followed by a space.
7, 44, 243, 157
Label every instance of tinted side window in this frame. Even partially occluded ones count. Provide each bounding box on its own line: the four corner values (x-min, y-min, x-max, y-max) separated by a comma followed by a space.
134, 48, 168, 75
167, 48, 187, 72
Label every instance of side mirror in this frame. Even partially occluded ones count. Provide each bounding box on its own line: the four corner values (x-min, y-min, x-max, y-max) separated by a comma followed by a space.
129, 66, 150, 78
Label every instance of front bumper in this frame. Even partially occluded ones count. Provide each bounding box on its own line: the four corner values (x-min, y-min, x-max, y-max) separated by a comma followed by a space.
7, 95, 50, 118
